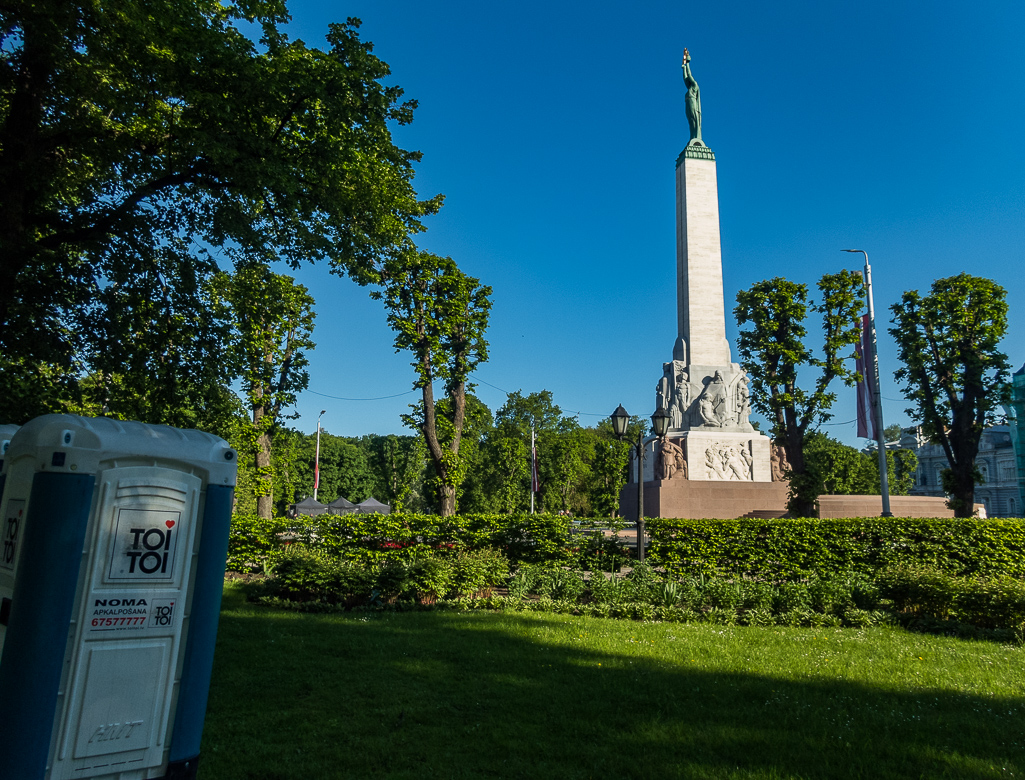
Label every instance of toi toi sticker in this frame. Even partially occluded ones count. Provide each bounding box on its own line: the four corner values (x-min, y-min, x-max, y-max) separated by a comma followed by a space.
108, 508, 182, 581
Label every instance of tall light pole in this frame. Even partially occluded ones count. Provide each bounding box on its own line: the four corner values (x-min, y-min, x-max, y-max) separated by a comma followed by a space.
843, 249, 892, 517
610, 405, 672, 563
314, 409, 326, 501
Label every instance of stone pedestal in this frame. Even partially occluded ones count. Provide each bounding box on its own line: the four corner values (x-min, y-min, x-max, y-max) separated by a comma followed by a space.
620, 478, 788, 521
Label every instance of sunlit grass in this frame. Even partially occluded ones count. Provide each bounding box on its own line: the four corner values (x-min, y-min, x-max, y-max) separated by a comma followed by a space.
201, 582, 1024, 779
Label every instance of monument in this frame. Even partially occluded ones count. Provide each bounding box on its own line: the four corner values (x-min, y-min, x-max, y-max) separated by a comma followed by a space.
621, 50, 788, 520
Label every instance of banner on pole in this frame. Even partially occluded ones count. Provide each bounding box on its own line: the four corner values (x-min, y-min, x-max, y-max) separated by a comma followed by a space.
855, 313, 876, 440
531, 445, 540, 494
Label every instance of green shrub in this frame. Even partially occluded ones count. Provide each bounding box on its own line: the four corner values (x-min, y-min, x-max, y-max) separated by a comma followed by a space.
451, 548, 509, 597
408, 556, 455, 603
507, 566, 539, 599
535, 567, 587, 602
739, 580, 774, 611
652, 580, 684, 609
646, 516, 1025, 580
808, 576, 855, 616
878, 565, 1025, 630
740, 608, 775, 627
589, 572, 627, 605
623, 563, 661, 603
774, 581, 811, 615
701, 579, 741, 611
574, 530, 629, 573
703, 607, 737, 626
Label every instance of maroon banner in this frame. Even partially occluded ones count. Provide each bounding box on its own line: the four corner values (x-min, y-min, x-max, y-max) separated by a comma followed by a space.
855, 313, 876, 439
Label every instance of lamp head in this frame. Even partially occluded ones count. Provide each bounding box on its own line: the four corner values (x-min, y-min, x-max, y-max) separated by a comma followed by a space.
651, 406, 671, 438
610, 405, 630, 440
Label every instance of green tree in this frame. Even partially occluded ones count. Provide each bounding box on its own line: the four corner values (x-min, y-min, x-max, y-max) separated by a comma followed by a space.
890, 274, 1010, 517
212, 264, 315, 519
803, 432, 918, 498
463, 390, 592, 515
734, 271, 864, 516
376, 252, 492, 516
364, 434, 430, 511
0, 2, 438, 421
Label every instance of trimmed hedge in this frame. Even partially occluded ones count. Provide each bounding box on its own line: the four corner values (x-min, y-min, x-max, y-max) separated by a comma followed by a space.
227, 512, 623, 573
646, 517, 1025, 580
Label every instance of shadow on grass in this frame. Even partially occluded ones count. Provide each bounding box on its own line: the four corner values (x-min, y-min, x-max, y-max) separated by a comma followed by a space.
202, 596, 1023, 780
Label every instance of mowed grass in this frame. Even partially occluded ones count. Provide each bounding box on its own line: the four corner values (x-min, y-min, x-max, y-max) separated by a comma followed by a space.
201, 582, 1024, 779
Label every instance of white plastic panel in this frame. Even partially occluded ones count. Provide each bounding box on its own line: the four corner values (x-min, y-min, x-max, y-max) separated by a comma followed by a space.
49, 465, 201, 780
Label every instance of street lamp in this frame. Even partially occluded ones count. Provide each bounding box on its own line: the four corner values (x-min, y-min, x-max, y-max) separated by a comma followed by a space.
314, 409, 326, 501
611, 404, 672, 562
842, 249, 892, 517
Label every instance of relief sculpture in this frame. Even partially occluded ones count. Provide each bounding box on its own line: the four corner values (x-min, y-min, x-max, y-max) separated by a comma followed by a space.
696, 370, 729, 427
704, 441, 754, 481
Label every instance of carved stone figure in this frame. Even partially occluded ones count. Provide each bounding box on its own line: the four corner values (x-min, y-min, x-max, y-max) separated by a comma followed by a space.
656, 370, 670, 413
705, 446, 725, 479
657, 438, 687, 481
682, 48, 702, 146
770, 444, 791, 482
726, 446, 752, 481
696, 370, 728, 427
672, 367, 689, 428
735, 374, 750, 424
674, 445, 688, 479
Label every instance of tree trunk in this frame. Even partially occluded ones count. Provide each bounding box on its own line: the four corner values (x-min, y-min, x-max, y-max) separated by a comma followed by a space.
253, 395, 273, 520
439, 484, 456, 517
783, 432, 817, 518
256, 428, 273, 519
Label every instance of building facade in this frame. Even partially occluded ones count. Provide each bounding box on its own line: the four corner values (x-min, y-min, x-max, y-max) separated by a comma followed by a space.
900, 425, 1020, 517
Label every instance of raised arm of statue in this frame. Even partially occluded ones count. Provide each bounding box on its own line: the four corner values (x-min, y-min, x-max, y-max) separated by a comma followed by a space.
681, 49, 702, 145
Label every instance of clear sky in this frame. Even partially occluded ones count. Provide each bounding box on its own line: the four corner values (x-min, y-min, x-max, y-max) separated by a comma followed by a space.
276, 0, 1025, 443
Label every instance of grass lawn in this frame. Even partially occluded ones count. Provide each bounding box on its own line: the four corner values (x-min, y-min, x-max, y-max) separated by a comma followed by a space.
201, 582, 1024, 779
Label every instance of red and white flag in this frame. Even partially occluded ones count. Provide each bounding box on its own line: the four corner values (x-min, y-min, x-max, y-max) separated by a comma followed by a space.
855, 313, 876, 440
314, 460, 320, 492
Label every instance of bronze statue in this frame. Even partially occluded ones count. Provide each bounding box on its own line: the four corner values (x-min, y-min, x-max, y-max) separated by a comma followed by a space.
682, 48, 702, 146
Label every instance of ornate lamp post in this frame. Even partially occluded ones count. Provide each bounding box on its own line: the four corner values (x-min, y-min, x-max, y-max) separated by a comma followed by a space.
610, 405, 672, 562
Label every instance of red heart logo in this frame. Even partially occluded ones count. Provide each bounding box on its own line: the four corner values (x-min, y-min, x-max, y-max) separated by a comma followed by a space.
165, 520, 176, 529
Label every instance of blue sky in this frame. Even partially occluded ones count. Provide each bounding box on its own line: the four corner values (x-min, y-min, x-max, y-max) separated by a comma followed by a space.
278, 0, 1025, 444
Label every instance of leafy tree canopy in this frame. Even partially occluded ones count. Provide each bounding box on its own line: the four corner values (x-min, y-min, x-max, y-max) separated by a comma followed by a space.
494, 390, 579, 437
0, 0, 438, 421
734, 271, 864, 515
890, 273, 1010, 516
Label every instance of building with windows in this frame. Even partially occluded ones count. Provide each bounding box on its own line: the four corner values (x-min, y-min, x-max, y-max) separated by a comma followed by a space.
899, 425, 1020, 517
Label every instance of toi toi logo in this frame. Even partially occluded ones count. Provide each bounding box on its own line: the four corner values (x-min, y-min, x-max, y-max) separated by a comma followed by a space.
125, 522, 174, 574
109, 509, 181, 581
150, 599, 177, 628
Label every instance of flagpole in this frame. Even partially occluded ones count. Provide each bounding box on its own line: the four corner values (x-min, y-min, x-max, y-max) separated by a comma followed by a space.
844, 250, 892, 517
530, 425, 535, 515
314, 409, 325, 501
